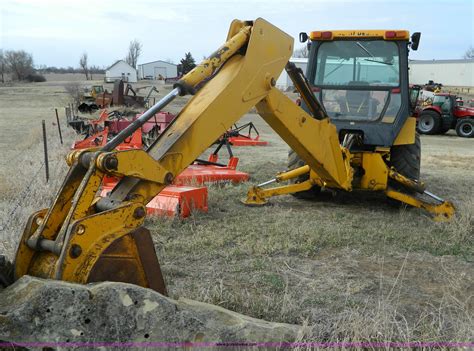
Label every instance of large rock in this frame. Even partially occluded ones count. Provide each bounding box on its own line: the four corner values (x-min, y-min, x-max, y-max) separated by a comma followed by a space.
0, 276, 302, 349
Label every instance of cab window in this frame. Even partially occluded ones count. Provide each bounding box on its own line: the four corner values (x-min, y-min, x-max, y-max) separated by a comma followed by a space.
315, 40, 400, 87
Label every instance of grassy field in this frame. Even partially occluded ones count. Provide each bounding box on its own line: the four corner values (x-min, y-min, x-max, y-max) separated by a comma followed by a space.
0, 78, 472, 344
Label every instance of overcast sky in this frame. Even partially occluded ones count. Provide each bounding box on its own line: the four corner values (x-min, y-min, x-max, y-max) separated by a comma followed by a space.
1, 0, 473, 68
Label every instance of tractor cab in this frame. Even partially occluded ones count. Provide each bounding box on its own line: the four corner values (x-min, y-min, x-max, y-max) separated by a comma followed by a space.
82, 85, 105, 99
431, 94, 463, 110
91, 85, 105, 98
409, 84, 422, 114
301, 30, 420, 147
432, 94, 455, 117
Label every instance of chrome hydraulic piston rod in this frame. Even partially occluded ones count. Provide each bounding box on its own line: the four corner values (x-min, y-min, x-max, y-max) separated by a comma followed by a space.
101, 23, 252, 153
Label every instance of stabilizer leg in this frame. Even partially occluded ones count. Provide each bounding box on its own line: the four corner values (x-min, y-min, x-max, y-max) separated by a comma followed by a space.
387, 168, 455, 221
386, 189, 455, 221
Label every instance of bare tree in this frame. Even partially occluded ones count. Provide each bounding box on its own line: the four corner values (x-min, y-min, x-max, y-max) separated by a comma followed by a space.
79, 52, 89, 80
293, 45, 309, 58
125, 39, 143, 68
464, 46, 474, 59
0, 50, 6, 83
5, 50, 34, 81
64, 82, 82, 104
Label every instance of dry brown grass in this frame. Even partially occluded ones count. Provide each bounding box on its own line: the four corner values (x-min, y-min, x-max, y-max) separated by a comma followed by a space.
0, 125, 74, 255
0, 78, 472, 344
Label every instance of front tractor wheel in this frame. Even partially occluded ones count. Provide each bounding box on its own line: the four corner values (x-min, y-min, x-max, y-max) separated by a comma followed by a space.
455, 118, 474, 138
417, 110, 441, 135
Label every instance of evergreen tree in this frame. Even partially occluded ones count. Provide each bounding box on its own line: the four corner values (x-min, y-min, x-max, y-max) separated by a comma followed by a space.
179, 52, 196, 74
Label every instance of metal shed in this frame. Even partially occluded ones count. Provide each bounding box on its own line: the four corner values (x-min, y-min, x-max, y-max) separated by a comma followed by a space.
138, 60, 178, 80
409, 59, 474, 87
105, 60, 138, 83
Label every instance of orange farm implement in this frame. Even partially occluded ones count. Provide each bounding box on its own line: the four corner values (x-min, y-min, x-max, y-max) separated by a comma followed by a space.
223, 122, 268, 146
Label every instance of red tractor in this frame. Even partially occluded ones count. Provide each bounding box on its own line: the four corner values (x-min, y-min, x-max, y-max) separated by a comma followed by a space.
416, 93, 474, 138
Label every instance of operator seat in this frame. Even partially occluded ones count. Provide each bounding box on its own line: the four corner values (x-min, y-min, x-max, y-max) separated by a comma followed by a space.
339, 81, 377, 119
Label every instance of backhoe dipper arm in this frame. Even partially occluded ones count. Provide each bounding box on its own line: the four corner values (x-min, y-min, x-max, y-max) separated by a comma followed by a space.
14, 18, 352, 292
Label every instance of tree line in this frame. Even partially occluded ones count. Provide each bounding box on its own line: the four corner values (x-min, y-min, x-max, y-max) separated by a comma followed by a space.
38, 65, 105, 75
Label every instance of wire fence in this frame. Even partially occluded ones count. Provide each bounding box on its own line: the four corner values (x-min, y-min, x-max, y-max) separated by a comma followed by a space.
0, 119, 70, 256
0, 163, 47, 232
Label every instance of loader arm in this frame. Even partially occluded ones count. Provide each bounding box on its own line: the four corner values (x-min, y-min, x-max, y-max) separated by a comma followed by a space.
14, 18, 351, 292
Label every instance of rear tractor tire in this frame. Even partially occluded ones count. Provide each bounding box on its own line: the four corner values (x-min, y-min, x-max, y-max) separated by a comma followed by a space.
455, 118, 474, 138
287, 150, 321, 199
389, 133, 421, 192
417, 110, 441, 135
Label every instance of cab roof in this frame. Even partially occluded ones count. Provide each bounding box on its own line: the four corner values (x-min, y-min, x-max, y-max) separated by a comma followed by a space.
309, 30, 410, 41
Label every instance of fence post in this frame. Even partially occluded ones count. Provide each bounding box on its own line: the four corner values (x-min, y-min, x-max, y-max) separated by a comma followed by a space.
69, 103, 74, 119
42, 120, 49, 182
55, 108, 63, 145
65, 106, 71, 123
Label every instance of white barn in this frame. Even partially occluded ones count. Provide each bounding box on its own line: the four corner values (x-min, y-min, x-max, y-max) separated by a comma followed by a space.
105, 60, 137, 83
275, 58, 308, 90
409, 59, 474, 87
138, 60, 178, 80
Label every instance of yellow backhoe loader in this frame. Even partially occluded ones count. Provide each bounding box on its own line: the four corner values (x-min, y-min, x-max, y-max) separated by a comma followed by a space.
5, 19, 454, 294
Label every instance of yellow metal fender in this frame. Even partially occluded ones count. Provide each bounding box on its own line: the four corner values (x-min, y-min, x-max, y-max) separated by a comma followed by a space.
393, 117, 416, 145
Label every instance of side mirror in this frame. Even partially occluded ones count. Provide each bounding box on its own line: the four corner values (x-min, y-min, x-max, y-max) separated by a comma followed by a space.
411, 32, 421, 51
299, 32, 308, 43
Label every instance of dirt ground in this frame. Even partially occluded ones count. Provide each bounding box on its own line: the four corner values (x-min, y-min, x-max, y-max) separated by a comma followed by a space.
0, 77, 472, 342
